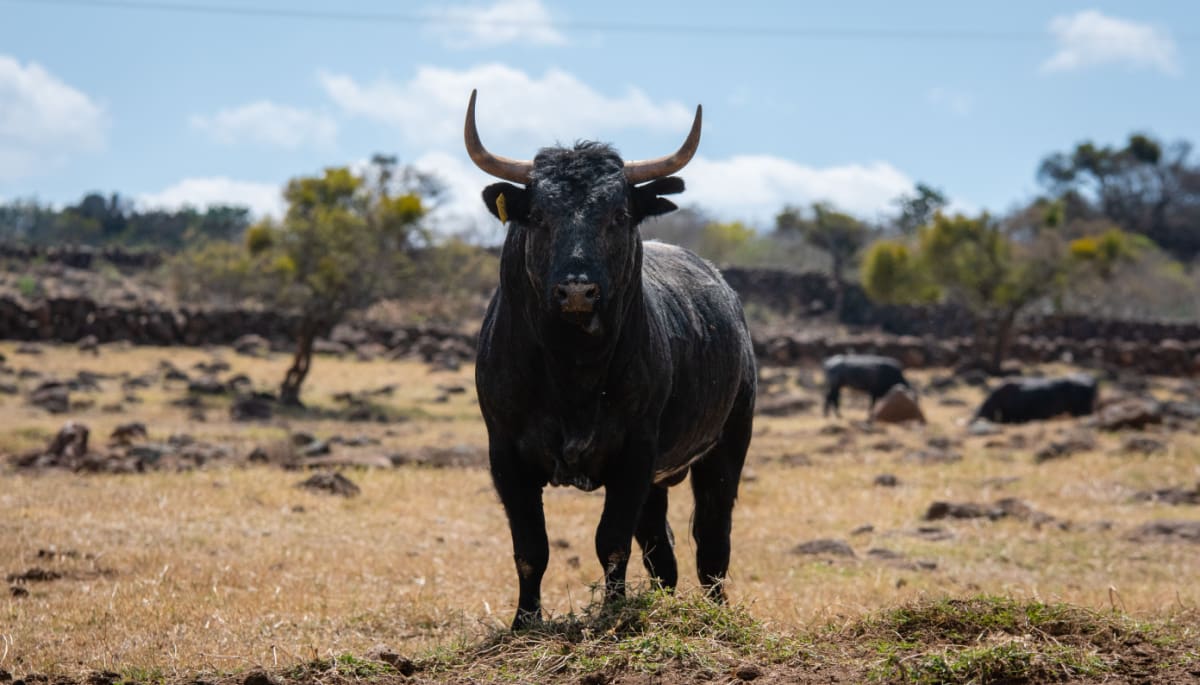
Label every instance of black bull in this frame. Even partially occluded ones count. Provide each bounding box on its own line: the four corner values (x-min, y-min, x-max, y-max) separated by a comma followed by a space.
467, 92, 757, 629
974, 375, 1097, 424
822, 354, 910, 418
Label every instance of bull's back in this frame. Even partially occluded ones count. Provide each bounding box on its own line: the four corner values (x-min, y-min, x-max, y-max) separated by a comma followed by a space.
640, 242, 755, 469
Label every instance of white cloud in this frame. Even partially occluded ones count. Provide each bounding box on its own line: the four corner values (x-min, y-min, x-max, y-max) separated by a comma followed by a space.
927, 87, 972, 116
683, 155, 915, 225
190, 101, 337, 149
0, 55, 107, 180
425, 0, 565, 48
318, 63, 693, 149
137, 177, 284, 218
1042, 10, 1179, 74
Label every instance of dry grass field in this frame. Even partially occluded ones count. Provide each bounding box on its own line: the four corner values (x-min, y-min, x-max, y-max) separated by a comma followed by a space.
2, 342, 1199, 683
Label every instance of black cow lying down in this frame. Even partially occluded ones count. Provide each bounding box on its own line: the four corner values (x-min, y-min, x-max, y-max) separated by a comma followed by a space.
823, 354, 910, 418
466, 91, 757, 629
974, 374, 1097, 424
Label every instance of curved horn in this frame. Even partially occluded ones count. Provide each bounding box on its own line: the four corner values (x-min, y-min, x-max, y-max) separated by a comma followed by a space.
464, 90, 533, 185
624, 105, 702, 185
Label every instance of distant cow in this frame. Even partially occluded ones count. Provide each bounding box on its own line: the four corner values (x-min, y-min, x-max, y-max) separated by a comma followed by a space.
973, 374, 1097, 424
466, 91, 757, 630
823, 354, 910, 418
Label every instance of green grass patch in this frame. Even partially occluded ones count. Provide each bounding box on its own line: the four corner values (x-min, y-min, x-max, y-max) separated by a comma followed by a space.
850, 596, 1181, 683
419, 588, 805, 682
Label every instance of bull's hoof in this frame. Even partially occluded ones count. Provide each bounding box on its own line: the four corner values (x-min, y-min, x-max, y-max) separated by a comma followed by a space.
510, 608, 543, 631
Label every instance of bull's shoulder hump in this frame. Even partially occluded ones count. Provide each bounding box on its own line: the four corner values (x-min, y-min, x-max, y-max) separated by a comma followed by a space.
642, 240, 724, 285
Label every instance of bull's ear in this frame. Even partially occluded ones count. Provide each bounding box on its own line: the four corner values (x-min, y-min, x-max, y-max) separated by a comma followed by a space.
482, 183, 529, 224
632, 176, 685, 220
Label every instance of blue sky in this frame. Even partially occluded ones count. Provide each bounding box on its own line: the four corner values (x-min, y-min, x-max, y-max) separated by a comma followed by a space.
1, 0, 1196, 237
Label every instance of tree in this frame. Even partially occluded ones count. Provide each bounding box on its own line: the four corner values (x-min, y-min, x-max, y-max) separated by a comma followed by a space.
1038, 133, 1200, 260
248, 158, 431, 405
862, 212, 1066, 373
892, 182, 948, 235
776, 202, 872, 318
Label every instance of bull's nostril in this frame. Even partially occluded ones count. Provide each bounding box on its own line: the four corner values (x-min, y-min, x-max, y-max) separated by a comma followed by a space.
584, 284, 599, 301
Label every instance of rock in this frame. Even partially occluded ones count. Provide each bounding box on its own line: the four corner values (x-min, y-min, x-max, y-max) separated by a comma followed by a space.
363, 644, 416, 675
1096, 399, 1162, 431
1121, 435, 1167, 455
193, 359, 231, 375
187, 377, 227, 395
29, 382, 69, 413
1129, 520, 1200, 543
871, 385, 924, 424
1034, 433, 1096, 463
967, 419, 1001, 436
734, 664, 762, 681
755, 394, 816, 416
296, 472, 361, 497
231, 393, 274, 421
232, 334, 270, 357
903, 449, 961, 465
77, 334, 100, 355
45, 421, 89, 460
301, 440, 331, 457
109, 422, 148, 446
247, 446, 270, 463
1133, 483, 1200, 506
158, 361, 189, 382
792, 539, 855, 557
313, 339, 350, 356
924, 501, 997, 521
874, 473, 899, 487
242, 670, 281, 685
291, 432, 317, 446
15, 343, 43, 355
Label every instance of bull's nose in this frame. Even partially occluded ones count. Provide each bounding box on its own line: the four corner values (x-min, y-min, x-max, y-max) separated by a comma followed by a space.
554, 281, 600, 313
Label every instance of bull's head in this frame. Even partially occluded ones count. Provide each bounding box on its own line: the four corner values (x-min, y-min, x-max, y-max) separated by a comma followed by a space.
465, 90, 700, 340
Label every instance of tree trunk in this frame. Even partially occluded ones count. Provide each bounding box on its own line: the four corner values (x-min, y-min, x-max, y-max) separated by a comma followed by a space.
280, 319, 317, 407
989, 308, 1019, 375
831, 257, 845, 322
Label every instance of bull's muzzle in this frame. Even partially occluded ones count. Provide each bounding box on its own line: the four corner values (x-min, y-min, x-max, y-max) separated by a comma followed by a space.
554, 281, 600, 314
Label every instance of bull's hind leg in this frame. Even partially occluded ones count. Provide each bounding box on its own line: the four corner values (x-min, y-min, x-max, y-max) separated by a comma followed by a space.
690, 390, 753, 601
634, 485, 678, 590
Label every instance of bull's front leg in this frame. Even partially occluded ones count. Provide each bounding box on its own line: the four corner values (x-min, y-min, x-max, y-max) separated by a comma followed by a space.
490, 444, 549, 630
595, 440, 654, 602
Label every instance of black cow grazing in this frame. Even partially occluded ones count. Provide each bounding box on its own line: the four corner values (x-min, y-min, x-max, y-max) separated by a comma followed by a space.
974, 374, 1097, 424
466, 91, 757, 630
822, 354, 910, 418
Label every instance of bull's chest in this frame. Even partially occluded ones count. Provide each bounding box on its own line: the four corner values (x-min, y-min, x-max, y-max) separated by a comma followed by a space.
516, 401, 628, 491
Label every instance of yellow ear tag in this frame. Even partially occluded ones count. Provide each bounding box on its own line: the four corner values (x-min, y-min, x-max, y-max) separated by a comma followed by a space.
496, 193, 509, 224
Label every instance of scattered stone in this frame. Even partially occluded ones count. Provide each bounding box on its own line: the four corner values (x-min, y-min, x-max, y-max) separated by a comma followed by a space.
6, 567, 63, 583
902, 449, 961, 465
247, 447, 270, 463
966, 419, 1001, 436
109, 422, 148, 446
924, 501, 996, 521
187, 377, 227, 395
871, 385, 924, 424
241, 670, 281, 685
301, 440, 331, 457
296, 472, 361, 497
1133, 483, 1200, 506
15, 343, 43, 355
76, 334, 100, 355
912, 526, 955, 541
734, 664, 762, 681
1034, 433, 1096, 463
193, 359, 231, 375
927, 375, 957, 391
29, 382, 70, 413
792, 539, 855, 557
231, 393, 274, 421
1121, 435, 1168, 455
9, 585, 28, 598
874, 473, 899, 487
363, 644, 417, 675
1129, 520, 1200, 544
0, 383, 18, 395
756, 394, 816, 416
850, 524, 875, 536
232, 334, 271, 357
1096, 399, 1162, 431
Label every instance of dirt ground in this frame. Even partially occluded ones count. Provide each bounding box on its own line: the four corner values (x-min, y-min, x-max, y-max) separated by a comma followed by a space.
1, 342, 1198, 683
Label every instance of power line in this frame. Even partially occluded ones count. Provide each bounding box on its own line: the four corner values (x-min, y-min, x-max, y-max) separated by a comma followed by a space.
0, 0, 1118, 42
